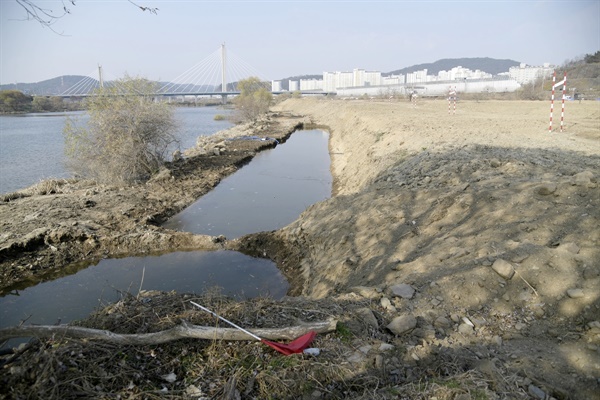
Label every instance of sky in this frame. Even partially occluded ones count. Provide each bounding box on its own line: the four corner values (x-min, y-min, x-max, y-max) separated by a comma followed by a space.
1, 0, 599, 85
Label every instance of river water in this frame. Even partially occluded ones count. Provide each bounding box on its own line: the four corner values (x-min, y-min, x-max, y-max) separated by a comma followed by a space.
0, 107, 232, 194
0, 108, 332, 339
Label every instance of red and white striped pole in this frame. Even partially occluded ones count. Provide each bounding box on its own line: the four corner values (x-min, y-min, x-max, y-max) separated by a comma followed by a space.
549, 72, 556, 133
448, 86, 456, 114
549, 71, 567, 133
560, 72, 567, 132
453, 86, 457, 114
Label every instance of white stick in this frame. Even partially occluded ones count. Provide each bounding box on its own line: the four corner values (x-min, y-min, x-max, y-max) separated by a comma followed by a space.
190, 301, 261, 341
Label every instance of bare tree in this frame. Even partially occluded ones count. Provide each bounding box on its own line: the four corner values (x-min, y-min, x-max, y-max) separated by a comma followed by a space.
15, 0, 158, 33
63, 76, 178, 185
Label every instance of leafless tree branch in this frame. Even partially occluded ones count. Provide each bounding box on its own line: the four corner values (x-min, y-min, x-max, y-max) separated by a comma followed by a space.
15, 0, 159, 34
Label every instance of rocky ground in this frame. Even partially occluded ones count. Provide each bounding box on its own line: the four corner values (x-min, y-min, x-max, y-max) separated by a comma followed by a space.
1, 98, 599, 399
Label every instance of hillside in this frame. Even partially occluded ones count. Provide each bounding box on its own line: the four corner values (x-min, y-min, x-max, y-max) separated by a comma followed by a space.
385, 57, 521, 76
0, 75, 92, 96
278, 58, 520, 84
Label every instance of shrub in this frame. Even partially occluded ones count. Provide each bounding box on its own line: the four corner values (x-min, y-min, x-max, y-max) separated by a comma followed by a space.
63, 76, 178, 185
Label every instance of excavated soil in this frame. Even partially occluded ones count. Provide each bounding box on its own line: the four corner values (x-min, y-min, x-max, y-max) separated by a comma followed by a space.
1, 98, 599, 399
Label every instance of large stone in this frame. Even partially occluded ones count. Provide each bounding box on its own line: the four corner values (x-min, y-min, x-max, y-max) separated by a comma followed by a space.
566, 288, 584, 298
559, 242, 580, 254
491, 259, 515, 280
356, 308, 379, 329
387, 315, 417, 335
389, 283, 415, 299
572, 170, 595, 186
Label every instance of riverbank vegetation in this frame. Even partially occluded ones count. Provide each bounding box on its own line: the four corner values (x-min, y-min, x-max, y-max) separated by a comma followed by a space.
0, 89, 82, 113
63, 76, 179, 185
232, 77, 273, 123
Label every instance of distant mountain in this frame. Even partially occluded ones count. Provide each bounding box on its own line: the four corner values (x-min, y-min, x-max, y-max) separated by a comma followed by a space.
0, 75, 94, 95
0, 76, 220, 96
385, 57, 521, 76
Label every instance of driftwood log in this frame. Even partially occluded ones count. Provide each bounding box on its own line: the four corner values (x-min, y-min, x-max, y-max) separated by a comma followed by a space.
0, 319, 338, 345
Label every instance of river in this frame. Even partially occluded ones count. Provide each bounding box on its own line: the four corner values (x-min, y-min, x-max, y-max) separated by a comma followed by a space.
0, 107, 233, 194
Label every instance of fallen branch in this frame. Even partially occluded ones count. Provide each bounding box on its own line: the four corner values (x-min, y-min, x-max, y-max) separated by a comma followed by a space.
0, 319, 337, 345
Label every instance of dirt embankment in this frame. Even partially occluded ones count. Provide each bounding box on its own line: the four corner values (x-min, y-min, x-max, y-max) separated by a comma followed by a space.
237, 98, 600, 398
1, 99, 599, 399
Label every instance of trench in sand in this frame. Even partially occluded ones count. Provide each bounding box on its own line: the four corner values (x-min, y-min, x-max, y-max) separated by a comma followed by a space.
0, 129, 332, 336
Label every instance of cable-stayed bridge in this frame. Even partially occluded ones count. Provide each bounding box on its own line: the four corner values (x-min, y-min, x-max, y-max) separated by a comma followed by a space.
57, 44, 329, 98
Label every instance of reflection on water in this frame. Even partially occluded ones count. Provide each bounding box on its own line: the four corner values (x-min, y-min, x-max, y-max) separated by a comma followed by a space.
0, 250, 288, 332
163, 129, 332, 239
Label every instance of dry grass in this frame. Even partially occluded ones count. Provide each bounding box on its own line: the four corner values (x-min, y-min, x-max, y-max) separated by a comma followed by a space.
0, 291, 520, 399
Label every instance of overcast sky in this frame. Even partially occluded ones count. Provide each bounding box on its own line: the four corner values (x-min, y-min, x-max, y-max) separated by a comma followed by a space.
1, 0, 598, 85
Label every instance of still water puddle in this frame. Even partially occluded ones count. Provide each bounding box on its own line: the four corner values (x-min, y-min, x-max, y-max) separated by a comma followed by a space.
163, 129, 332, 238
0, 250, 287, 330
1, 129, 331, 335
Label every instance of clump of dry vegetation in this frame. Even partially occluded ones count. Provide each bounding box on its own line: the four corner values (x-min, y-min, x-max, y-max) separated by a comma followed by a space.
1, 291, 525, 399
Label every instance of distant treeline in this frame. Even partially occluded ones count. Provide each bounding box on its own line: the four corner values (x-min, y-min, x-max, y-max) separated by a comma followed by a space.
0, 90, 83, 113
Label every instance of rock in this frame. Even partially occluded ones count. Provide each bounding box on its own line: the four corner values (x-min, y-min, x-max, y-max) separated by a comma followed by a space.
356, 308, 379, 329
380, 297, 396, 312
350, 286, 382, 299
587, 321, 600, 329
458, 323, 474, 335
536, 183, 557, 195
583, 266, 600, 280
347, 351, 366, 364
559, 242, 580, 254
434, 316, 451, 328
358, 345, 372, 354
566, 288, 584, 298
389, 283, 415, 299
387, 315, 417, 335
491, 259, 515, 280
572, 170, 595, 186
379, 343, 395, 352
528, 384, 546, 400
515, 322, 526, 331
375, 354, 384, 368
492, 335, 503, 346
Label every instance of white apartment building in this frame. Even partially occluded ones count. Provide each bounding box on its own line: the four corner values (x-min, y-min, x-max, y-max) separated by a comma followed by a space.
382, 74, 405, 85
300, 79, 324, 91
406, 69, 428, 84
289, 80, 299, 92
437, 66, 492, 81
271, 80, 282, 92
323, 69, 382, 91
509, 63, 554, 84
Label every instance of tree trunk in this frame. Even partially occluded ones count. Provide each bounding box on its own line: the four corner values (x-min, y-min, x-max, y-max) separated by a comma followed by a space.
0, 319, 337, 345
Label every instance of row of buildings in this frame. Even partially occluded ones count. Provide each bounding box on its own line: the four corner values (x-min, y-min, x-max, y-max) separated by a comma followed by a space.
271, 63, 555, 94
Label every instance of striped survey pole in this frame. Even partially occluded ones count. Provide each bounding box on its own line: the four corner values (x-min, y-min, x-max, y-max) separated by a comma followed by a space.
448, 86, 457, 114
549, 72, 556, 132
560, 72, 567, 132
549, 71, 567, 133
